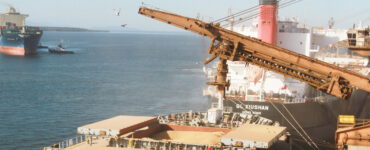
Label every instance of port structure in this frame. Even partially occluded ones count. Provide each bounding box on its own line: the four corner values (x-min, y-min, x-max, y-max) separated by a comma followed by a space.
138, 7, 370, 99
347, 28, 370, 56
335, 115, 370, 149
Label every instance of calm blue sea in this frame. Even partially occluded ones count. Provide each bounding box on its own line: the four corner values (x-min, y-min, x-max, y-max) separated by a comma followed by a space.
0, 31, 209, 150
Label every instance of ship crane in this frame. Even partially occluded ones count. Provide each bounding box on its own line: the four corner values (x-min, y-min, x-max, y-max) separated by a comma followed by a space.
138, 7, 370, 99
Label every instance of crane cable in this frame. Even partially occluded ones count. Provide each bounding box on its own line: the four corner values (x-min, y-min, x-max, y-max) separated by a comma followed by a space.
281, 103, 319, 149
225, 0, 304, 27
230, 98, 322, 149
213, 4, 260, 23
213, 0, 293, 24
268, 101, 318, 149
220, 0, 304, 27
212, 0, 295, 23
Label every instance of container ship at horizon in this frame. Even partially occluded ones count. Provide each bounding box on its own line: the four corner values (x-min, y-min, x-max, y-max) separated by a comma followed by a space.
0, 7, 42, 56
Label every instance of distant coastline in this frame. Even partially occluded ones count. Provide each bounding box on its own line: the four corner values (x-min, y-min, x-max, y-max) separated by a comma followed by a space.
38, 26, 192, 34
39, 26, 109, 32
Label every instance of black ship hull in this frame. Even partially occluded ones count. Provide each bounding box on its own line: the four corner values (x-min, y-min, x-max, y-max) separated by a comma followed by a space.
209, 89, 370, 149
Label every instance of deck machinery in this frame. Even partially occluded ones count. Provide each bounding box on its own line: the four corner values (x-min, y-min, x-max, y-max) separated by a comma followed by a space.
138, 7, 370, 100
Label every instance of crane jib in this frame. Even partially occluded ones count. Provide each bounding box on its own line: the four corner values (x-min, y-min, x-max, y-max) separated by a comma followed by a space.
138, 7, 370, 99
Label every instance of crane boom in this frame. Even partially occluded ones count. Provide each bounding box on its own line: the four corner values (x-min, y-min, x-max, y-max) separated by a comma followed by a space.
138, 7, 370, 99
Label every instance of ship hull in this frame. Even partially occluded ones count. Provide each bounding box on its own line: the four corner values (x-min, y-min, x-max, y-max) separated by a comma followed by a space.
221, 99, 338, 144
0, 29, 42, 56
0, 45, 25, 56
208, 89, 370, 148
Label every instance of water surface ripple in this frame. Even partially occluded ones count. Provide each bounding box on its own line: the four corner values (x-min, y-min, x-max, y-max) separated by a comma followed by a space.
0, 32, 208, 150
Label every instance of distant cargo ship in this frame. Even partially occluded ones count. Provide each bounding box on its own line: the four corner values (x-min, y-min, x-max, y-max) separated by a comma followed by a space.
0, 7, 42, 56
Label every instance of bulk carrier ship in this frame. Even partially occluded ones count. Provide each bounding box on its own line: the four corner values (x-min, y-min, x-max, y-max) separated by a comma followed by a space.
203, 0, 370, 148
43, 1, 370, 149
0, 7, 42, 56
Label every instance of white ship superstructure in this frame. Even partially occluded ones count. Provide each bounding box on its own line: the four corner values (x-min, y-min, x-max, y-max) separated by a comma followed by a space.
204, 17, 369, 102
0, 7, 28, 26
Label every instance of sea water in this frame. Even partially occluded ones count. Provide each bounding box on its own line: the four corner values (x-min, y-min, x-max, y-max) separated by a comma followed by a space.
0, 31, 208, 149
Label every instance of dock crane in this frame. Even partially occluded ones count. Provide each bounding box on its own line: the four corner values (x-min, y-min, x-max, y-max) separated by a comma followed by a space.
138, 7, 370, 99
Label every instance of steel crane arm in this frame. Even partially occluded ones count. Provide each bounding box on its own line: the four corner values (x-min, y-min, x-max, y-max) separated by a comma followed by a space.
138, 7, 370, 99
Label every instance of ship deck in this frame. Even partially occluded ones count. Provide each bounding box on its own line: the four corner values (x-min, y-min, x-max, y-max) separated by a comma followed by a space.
221, 124, 287, 148
77, 115, 157, 136
62, 137, 140, 150
46, 114, 288, 150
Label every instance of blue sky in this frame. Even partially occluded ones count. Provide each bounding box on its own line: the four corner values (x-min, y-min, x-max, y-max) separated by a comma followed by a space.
2, 0, 370, 31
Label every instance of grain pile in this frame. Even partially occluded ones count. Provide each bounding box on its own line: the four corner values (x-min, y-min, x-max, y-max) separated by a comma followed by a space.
149, 131, 225, 145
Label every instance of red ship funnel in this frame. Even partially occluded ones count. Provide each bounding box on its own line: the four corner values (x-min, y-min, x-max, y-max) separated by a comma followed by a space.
258, 0, 278, 45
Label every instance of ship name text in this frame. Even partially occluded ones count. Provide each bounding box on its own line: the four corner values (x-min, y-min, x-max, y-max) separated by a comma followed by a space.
236, 104, 269, 111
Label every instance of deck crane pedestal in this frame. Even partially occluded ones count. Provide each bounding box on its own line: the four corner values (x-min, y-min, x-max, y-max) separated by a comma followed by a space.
138, 7, 370, 99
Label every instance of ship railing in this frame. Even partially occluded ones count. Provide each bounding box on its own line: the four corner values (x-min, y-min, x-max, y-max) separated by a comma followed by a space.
281, 98, 305, 104
110, 137, 221, 150
312, 28, 346, 35
43, 135, 86, 150
158, 111, 208, 126
282, 97, 323, 104
225, 95, 310, 104
245, 95, 260, 101
354, 119, 370, 127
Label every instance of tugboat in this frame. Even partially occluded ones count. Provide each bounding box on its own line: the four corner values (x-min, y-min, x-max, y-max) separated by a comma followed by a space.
48, 43, 74, 54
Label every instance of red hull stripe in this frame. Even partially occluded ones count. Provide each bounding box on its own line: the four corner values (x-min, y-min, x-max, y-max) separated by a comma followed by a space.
0, 46, 25, 56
